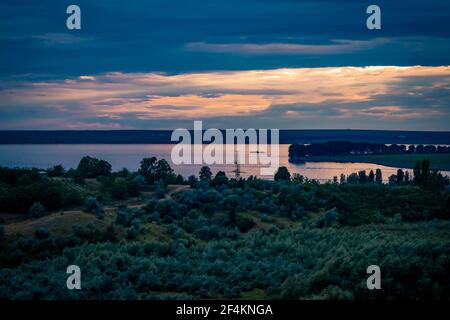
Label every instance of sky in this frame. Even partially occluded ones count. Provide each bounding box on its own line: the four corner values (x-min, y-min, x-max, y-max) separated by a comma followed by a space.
0, 0, 449, 130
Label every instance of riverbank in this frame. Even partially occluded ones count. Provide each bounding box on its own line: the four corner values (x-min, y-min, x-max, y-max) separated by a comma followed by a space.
294, 153, 450, 171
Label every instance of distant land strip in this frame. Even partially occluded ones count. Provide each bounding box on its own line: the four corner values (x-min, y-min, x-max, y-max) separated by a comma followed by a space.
0, 130, 450, 145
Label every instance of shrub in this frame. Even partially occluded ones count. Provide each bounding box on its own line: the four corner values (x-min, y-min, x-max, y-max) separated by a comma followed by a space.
84, 197, 104, 219
110, 178, 129, 200
28, 202, 46, 219
46, 165, 65, 177
0, 224, 4, 243
35, 227, 51, 240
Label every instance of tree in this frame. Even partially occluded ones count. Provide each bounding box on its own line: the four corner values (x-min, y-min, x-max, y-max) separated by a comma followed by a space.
199, 166, 212, 182
139, 157, 158, 184
404, 171, 410, 184
347, 173, 358, 184
212, 171, 228, 187
368, 170, 375, 183
155, 159, 174, 184
77, 156, 111, 178
96, 160, 112, 177
375, 169, 383, 184
28, 202, 46, 219
188, 175, 198, 188
292, 174, 305, 184
274, 167, 291, 182
396, 169, 405, 185
388, 174, 397, 185
46, 164, 65, 177
358, 170, 367, 184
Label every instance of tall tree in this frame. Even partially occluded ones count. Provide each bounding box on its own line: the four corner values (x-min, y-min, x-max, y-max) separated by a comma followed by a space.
375, 169, 383, 184
139, 157, 158, 184
199, 166, 213, 182
368, 170, 375, 183
396, 169, 405, 185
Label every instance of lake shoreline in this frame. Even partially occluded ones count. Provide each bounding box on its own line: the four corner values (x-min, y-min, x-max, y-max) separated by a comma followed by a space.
291, 153, 450, 171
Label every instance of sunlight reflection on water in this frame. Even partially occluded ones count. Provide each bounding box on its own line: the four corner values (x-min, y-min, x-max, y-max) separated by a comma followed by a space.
0, 144, 448, 182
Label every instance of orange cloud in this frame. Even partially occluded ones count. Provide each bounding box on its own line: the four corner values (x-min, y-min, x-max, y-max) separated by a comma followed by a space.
1, 66, 449, 125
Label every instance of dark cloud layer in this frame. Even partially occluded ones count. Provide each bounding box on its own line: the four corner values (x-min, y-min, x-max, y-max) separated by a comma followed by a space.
0, 1, 449, 130
1, 0, 450, 78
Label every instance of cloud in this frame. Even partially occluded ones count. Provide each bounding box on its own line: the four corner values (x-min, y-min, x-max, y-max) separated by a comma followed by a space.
32, 33, 88, 45
185, 38, 391, 55
0, 66, 449, 130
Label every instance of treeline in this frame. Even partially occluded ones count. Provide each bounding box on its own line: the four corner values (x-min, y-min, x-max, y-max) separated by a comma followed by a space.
333, 159, 449, 190
289, 141, 450, 159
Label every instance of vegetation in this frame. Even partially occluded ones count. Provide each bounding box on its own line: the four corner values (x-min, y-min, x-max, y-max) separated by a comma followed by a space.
0, 155, 449, 300
289, 141, 450, 171
289, 141, 450, 159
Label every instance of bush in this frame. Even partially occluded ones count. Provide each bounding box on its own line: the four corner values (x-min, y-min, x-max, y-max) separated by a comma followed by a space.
46, 165, 65, 177
35, 227, 51, 240
0, 224, 4, 243
28, 202, 46, 219
110, 178, 129, 200
84, 197, 104, 219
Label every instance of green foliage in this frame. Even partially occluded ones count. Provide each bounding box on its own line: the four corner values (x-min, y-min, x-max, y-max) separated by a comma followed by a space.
199, 166, 212, 182
46, 164, 65, 177
28, 202, 46, 219
211, 171, 228, 187
35, 227, 51, 240
84, 197, 104, 219
139, 157, 175, 185
77, 156, 112, 178
0, 224, 4, 243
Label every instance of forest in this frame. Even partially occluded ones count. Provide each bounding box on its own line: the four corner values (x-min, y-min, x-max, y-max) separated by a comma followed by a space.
0, 155, 449, 299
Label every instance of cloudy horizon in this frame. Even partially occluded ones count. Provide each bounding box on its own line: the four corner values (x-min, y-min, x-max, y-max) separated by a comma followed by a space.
1, 1, 449, 131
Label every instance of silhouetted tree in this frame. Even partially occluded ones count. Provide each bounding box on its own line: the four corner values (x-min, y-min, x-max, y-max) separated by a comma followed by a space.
368, 170, 375, 183
375, 169, 383, 184
358, 170, 367, 184
212, 171, 228, 187
155, 159, 174, 184
188, 175, 198, 188
274, 167, 291, 182
404, 171, 410, 184
199, 166, 212, 182
396, 169, 405, 185
139, 157, 158, 184
77, 156, 111, 178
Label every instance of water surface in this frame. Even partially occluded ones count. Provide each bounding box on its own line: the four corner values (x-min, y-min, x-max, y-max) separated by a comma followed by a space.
1, 144, 448, 182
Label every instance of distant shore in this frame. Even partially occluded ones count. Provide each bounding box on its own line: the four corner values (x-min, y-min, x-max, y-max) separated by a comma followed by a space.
1, 129, 450, 144
292, 153, 450, 171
